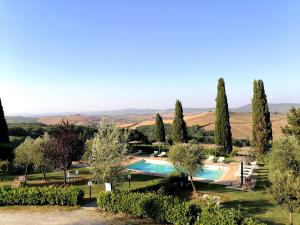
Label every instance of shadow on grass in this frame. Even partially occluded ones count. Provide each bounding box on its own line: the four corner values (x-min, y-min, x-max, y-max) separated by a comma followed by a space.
224, 199, 282, 225
131, 174, 162, 182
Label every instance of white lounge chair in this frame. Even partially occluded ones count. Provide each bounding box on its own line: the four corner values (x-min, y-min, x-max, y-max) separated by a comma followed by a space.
158, 151, 166, 157
206, 155, 215, 162
235, 169, 253, 178
218, 157, 225, 163
238, 165, 254, 170
150, 151, 159, 157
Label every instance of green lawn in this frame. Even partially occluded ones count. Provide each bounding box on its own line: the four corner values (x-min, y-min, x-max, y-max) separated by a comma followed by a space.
0, 167, 162, 201
173, 165, 300, 225
1, 165, 299, 225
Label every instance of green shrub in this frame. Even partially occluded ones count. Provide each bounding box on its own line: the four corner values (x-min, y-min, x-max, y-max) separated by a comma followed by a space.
195, 207, 266, 225
0, 186, 84, 206
195, 207, 242, 225
242, 217, 267, 225
97, 190, 264, 225
97, 190, 199, 224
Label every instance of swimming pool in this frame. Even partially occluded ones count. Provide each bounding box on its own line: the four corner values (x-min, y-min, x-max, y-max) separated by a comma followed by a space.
128, 160, 225, 181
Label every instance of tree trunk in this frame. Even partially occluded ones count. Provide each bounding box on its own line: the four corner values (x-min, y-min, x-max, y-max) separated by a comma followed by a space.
289, 212, 293, 225
63, 168, 67, 186
24, 162, 29, 185
189, 175, 197, 197
42, 169, 47, 181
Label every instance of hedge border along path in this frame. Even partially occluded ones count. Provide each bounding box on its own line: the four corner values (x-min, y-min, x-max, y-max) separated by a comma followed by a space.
0, 186, 84, 206
97, 190, 266, 225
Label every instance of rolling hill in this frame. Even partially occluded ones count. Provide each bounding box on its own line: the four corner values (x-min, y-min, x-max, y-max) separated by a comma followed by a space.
129, 112, 287, 139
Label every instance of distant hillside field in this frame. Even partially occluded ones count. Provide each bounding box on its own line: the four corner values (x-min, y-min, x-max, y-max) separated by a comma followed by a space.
129, 112, 287, 139
34, 112, 287, 139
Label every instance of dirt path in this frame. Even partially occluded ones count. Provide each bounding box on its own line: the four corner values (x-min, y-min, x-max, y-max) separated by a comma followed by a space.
0, 207, 153, 225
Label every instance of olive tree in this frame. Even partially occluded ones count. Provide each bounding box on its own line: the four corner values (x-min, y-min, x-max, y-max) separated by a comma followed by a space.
14, 137, 36, 181
14, 134, 52, 182
269, 170, 300, 225
269, 136, 300, 175
169, 143, 205, 195
84, 120, 128, 188
268, 136, 300, 224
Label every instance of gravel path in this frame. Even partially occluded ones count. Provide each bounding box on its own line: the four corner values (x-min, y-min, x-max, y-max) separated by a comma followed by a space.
0, 208, 153, 225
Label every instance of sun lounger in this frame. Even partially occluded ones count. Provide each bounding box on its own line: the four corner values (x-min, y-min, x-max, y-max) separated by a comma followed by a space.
235, 169, 253, 177
206, 155, 215, 162
150, 151, 159, 157
218, 157, 225, 163
158, 151, 166, 157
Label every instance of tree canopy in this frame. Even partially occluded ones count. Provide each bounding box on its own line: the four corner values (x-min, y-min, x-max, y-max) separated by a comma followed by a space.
282, 107, 300, 140
15, 134, 53, 181
252, 80, 272, 155
214, 78, 232, 154
155, 113, 166, 143
84, 120, 128, 188
0, 98, 9, 143
169, 143, 205, 194
172, 100, 188, 143
43, 121, 84, 185
268, 136, 300, 224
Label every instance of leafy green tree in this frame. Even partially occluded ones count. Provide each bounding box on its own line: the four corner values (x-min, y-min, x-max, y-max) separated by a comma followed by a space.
127, 129, 149, 144
282, 107, 300, 140
269, 170, 300, 225
14, 137, 35, 182
269, 136, 300, 174
252, 80, 272, 155
268, 136, 300, 225
14, 134, 52, 182
214, 78, 232, 154
169, 143, 205, 195
85, 120, 128, 188
0, 98, 9, 143
33, 133, 53, 180
155, 113, 166, 142
172, 100, 188, 143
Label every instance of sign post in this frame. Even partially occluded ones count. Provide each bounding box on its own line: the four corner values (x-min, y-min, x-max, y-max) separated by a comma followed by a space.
240, 161, 244, 187
87, 181, 93, 202
128, 174, 132, 189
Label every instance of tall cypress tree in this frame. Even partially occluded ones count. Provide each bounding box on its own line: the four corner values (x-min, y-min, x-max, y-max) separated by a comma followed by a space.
252, 80, 272, 154
252, 80, 259, 145
0, 98, 9, 143
155, 113, 166, 142
214, 78, 232, 154
172, 100, 188, 143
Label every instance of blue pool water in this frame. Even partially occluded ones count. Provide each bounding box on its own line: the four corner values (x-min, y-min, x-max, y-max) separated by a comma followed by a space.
128, 160, 224, 181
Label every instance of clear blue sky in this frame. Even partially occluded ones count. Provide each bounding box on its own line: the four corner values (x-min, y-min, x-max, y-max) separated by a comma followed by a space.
0, 0, 299, 115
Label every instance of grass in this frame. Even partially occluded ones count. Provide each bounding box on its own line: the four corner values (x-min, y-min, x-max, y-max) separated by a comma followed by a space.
172, 165, 300, 225
0, 167, 162, 201
1, 165, 299, 225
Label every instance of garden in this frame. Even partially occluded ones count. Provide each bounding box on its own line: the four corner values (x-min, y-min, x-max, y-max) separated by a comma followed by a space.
0, 82, 300, 225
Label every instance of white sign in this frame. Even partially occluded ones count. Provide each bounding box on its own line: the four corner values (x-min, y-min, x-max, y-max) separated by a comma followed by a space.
88, 181, 93, 186
105, 183, 112, 192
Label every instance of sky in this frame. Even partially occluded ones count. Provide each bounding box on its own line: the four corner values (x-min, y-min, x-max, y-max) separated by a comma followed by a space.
0, 0, 299, 115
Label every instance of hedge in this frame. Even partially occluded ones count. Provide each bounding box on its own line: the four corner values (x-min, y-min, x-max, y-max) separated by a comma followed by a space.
97, 191, 266, 225
0, 186, 84, 206
97, 190, 198, 224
